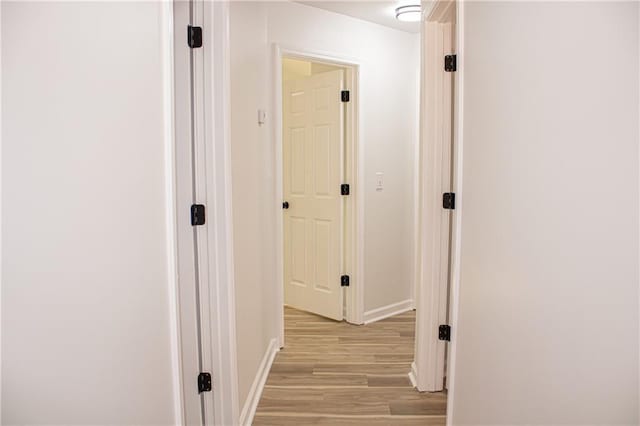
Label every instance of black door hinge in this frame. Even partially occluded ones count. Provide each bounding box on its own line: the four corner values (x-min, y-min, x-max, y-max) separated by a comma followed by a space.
444, 54, 457, 72
341, 184, 350, 195
443, 193, 455, 210
198, 372, 212, 393
188, 26, 203, 48
439, 325, 451, 341
341, 275, 350, 287
341, 90, 350, 102
191, 204, 206, 226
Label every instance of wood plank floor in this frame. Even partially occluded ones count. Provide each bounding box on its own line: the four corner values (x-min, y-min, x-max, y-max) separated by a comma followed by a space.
253, 307, 447, 425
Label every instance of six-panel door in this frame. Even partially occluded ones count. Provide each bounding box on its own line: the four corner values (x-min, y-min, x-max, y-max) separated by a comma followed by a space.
283, 69, 344, 321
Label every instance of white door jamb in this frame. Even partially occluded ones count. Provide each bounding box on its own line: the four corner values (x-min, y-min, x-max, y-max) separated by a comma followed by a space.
414, 0, 462, 395
443, 0, 464, 422
173, 2, 240, 425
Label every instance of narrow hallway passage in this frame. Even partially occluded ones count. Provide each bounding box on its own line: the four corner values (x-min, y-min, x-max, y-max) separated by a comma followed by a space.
252, 307, 447, 425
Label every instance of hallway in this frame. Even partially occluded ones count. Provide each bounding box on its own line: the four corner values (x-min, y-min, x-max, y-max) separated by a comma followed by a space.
252, 307, 447, 425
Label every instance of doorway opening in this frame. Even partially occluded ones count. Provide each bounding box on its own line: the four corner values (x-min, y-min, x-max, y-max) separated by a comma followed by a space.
253, 49, 447, 424
274, 49, 362, 349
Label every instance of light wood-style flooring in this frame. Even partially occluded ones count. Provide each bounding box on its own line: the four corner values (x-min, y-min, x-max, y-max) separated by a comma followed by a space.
253, 307, 447, 425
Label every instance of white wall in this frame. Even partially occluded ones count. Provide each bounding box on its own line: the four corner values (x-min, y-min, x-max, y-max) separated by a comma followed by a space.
450, 2, 639, 424
2, 2, 178, 424
229, 1, 275, 413
229, 1, 419, 410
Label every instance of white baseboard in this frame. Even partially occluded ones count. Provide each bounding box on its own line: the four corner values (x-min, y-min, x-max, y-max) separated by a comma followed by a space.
239, 338, 279, 426
409, 361, 418, 388
363, 299, 414, 324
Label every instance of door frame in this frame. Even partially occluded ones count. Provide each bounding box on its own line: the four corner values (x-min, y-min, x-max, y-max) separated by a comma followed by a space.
273, 45, 363, 346
413, 0, 462, 396
172, 1, 240, 425
442, 0, 464, 422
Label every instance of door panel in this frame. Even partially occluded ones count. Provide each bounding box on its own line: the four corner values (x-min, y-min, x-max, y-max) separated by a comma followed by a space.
314, 219, 332, 292
314, 126, 331, 195
290, 217, 307, 284
283, 69, 344, 321
290, 128, 306, 194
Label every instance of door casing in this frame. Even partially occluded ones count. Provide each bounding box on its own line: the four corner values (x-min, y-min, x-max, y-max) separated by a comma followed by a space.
273, 45, 363, 347
413, 0, 463, 411
172, 1, 240, 425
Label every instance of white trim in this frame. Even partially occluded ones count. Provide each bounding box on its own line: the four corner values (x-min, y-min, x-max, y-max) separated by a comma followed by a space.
363, 300, 414, 325
349, 63, 365, 327
239, 339, 280, 426
191, 2, 218, 423
202, 2, 240, 425
0, 0, 4, 422
176, 2, 239, 424
445, 0, 464, 423
160, 2, 183, 424
409, 362, 418, 389
412, 38, 422, 312
275, 45, 362, 70
273, 44, 285, 348
0, 2, 4, 422
414, 0, 457, 393
273, 44, 365, 346
172, 1, 204, 423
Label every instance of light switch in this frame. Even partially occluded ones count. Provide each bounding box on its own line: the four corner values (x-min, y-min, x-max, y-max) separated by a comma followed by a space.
258, 109, 266, 126
376, 172, 384, 191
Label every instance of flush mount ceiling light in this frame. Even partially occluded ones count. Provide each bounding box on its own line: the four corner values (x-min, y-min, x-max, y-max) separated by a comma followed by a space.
395, 4, 421, 22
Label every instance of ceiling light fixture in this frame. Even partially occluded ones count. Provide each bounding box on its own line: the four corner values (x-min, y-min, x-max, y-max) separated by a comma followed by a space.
395, 4, 421, 22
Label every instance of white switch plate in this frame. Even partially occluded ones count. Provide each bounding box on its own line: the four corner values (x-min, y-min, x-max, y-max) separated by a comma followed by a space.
258, 109, 266, 126
376, 172, 384, 191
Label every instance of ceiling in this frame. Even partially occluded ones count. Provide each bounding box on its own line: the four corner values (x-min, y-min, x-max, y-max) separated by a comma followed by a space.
296, 1, 421, 34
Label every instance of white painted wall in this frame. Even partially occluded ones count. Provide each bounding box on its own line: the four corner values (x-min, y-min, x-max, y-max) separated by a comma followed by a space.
2, 2, 178, 424
229, 1, 275, 413
450, 2, 639, 424
229, 1, 419, 410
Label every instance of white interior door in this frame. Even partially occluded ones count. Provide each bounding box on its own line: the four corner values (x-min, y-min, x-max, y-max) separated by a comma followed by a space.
283, 69, 344, 321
